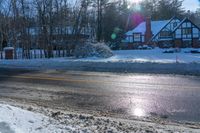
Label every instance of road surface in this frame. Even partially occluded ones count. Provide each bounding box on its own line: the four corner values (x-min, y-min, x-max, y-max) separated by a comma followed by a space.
0, 68, 200, 122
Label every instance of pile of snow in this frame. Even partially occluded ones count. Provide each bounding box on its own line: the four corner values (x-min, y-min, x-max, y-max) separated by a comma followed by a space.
138, 45, 152, 50
74, 42, 113, 58
73, 48, 200, 64
163, 48, 181, 53
94, 43, 113, 58
1, 47, 199, 64
74, 43, 95, 58
0, 48, 200, 75
0, 104, 73, 133
107, 48, 200, 63
0, 103, 199, 133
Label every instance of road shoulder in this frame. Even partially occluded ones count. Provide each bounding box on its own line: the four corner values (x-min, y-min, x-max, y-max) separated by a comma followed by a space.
1, 60, 200, 76
0, 100, 199, 133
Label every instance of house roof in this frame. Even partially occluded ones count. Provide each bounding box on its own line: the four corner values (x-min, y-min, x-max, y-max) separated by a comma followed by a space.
125, 16, 200, 43
172, 17, 200, 33
151, 16, 179, 40
172, 18, 187, 32
126, 20, 170, 36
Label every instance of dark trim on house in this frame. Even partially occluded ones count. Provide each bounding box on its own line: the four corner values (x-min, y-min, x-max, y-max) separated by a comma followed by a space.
172, 18, 200, 33
150, 16, 181, 41
126, 16, 200, 48
133, 32, 142, 42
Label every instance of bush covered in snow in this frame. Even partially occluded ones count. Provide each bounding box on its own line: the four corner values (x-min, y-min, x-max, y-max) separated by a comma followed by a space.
94, 43, 114, 58
73, 43, 95, 58
74, 42, 113, 58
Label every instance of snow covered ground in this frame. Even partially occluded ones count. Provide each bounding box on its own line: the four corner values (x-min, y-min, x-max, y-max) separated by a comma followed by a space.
0, 104, 72, 133
0, 103, 199, 133
0, 48, 200, 75
1, 48, 200, 63
78, 48, 200, 63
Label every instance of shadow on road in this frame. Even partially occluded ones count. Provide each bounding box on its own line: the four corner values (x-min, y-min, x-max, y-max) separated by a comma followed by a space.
0, 68, 38, 82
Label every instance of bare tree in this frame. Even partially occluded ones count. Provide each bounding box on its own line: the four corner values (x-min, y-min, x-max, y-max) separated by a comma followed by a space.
0, 0, 10, 59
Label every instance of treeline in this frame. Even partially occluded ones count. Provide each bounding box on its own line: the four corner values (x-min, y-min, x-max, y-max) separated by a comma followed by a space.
0, 0, 199, 59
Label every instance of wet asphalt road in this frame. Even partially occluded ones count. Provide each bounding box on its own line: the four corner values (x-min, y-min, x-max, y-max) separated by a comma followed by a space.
0, 68, 200, 122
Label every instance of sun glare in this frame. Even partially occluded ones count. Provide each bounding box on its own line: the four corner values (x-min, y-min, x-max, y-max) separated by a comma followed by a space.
133, 108, 145, 117
130, 0, 142, 4
128, 0, 142, 10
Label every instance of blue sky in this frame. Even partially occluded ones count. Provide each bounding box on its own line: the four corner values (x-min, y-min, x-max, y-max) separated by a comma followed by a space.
183, 0, 199, 12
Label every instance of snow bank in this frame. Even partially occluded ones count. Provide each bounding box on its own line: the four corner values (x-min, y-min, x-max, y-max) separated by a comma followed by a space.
78, 48, 200, 63
0, 103, 199, 133
1, 48, 200, 64
0, 104, 72, 133
0, 48, 200, 75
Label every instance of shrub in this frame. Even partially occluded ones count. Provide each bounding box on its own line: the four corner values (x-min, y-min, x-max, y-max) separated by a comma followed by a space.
74, 42, 113, 58
93, 43, 113, 58
73, 43, 95, 58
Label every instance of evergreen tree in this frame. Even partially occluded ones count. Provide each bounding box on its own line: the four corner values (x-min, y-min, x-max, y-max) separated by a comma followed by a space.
157, 0, 185, 19
140, 0, 185, 20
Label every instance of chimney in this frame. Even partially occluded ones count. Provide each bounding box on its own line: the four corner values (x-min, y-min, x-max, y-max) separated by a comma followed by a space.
145, 17, 153, 44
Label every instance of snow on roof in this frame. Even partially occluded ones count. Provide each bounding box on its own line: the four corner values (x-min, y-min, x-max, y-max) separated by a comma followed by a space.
126, 20, 170, 36
3, 47, 14, 50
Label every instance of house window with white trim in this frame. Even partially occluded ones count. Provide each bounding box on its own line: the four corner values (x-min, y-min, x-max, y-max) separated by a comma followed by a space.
133, 33, 141, 42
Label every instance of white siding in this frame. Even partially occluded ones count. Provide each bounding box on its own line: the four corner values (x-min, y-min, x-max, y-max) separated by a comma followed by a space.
175, 29, 181, 38
193, 28, 199, 38
125, 36, 133, 43
142, 36, 144, 42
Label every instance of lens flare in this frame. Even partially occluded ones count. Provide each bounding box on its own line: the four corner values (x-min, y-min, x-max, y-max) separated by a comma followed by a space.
111, 33, 117, 40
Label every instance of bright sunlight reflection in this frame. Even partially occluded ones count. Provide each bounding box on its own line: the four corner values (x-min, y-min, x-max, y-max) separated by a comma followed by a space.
133, 108, 145, 117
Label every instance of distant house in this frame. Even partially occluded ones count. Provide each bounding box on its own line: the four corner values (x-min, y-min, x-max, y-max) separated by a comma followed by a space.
125, 16, 200, 48
27, 26, 92, 38
20, 26, 93, 49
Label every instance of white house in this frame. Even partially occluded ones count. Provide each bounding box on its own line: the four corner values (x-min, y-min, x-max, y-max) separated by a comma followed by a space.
125, 16, 200, 48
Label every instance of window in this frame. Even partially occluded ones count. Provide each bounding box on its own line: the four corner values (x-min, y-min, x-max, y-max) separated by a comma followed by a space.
182, 28, 192, 35
160, 31, 171, 38
133, 33, 141, 42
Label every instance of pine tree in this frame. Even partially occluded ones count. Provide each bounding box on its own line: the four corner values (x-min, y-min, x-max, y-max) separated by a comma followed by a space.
157, 0, 185, 19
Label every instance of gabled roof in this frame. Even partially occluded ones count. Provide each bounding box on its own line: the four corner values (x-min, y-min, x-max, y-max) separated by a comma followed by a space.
126, 16, 182, 41
172, 18, 187, 32
126, 20, 170, 36
172, 17, 200, 33
151, 16, 180, 40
